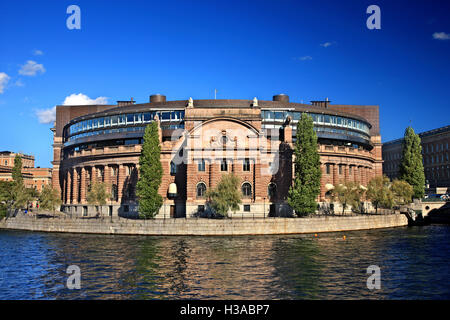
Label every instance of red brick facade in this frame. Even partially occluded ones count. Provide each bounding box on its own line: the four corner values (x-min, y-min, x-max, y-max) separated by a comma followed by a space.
52, 96, 382, 217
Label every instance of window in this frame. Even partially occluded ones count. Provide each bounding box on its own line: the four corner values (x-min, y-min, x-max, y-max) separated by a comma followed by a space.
268, 183, 277, 198
221, 159, 228, 171
244, 205, 251, 212
134, 113, 142, 123
326, 164, 331, 174
143, 112, 151, 122
196, 183, 206, 198
170, 161, 177, 175
349, 166, 352, 175
243, 158, 250, 171
127, 114, 134, 123
242, 182, 252, 197
118, 115, 126, 125
111, 116, 118, 126
198, 159, 206, 172
339, 165, 343, 175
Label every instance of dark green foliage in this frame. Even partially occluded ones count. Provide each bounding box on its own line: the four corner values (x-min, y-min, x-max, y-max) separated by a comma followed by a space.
206, 173, 242, 217
399, 127, 425, 199
288, 113, 322, 216
11, 155, 30, 209
136, 122, 163, 219
0, 180, 13, 219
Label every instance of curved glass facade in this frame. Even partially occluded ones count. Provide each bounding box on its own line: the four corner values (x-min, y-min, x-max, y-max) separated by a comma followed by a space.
63, 108, 371, 146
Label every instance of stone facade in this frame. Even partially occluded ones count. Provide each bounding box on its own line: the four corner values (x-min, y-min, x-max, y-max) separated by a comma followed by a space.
383, 125, 450, 188
52, 95, 382, 218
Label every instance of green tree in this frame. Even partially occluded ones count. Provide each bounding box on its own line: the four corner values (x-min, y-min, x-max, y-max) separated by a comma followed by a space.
288, 113, 322, 217
391, 179, 414, 206
11, 154, 31, 209
332, 181, 364, 215
367, 176, 394, 213
39, 185, 61, 214
87, 182, 110, 217
136, 122, 163, 219
0, 180, 13, 219
206, 173, 242, 218
399, 127, 425, 199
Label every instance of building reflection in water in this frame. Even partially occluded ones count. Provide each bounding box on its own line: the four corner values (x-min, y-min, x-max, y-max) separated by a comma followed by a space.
3, 225, 448, 299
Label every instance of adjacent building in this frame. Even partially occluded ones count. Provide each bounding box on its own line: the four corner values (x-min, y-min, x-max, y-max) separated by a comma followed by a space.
382, 125, 450, 189
0, 151, 52, 192
52, 94, 382, 218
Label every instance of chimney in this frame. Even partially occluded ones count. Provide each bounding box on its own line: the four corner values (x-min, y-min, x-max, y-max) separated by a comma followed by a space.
311, 98, 331, 108
117, 99, 136, 106
150, 94, 166, 103
273, 94, 289, 103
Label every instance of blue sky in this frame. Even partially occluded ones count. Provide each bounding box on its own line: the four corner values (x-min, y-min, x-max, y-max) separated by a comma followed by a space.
0, 0, 449, 167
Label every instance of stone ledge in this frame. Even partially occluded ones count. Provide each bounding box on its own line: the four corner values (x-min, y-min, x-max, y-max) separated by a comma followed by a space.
0, 214, 408, 236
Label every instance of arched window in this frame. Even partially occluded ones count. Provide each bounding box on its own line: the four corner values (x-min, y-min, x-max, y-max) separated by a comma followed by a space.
196, 182, 207, 198
268, 183, 277, 198
242, 182, 252, 198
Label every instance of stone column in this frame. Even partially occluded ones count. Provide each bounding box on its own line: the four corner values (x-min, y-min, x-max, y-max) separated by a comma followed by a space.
118, 164, 126, 203
80, 167, 87, 204
72, 168, 79, 204
104, 165, 111, 195
65, 170, 71, 204
332, 163, 338, 186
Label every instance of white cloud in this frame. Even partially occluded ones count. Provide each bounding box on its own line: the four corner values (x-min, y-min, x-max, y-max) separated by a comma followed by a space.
15, 79, 25, 87
62, 93, 108, 105
320, 42, 333, 47
0, 72, 10, 94
432, 32, 450, 40
296, 56, 312, 61
19, 60, 46, 76
33, 49, 44, 55
36, 93, 109, 124
36, 106, 56, 124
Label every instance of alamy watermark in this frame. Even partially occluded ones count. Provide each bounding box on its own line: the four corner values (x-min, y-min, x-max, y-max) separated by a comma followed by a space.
66, 265, 81, 289
366, 265, 381, 290
366, 5, 381, 30
66, 5, 81, 30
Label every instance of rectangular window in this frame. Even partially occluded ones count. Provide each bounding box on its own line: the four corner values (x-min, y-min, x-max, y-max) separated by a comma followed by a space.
118, 115, 126, 125
111, 116, 118, 126
161, 112, 170, 121
143, 112, 151, 122
221, 159, 228, 171
326, 164, 330, 174
349, 166, 352, 175
339, 165, 343, 175
244, 205, 251, 212
134, 113, 142, 123
243, 158, 250, 171
198, 159, 205, 172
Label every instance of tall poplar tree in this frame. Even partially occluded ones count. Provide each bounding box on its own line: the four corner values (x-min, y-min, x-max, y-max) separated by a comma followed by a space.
399, 127, 425, 199
288, 113, 322, 216
136, 122, 163, 218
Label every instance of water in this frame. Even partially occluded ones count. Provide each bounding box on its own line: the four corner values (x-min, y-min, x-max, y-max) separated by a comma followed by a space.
0, 225, 449, 299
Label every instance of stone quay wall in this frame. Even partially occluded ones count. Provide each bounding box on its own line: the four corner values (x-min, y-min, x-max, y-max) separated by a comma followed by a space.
0, 214, 408, 236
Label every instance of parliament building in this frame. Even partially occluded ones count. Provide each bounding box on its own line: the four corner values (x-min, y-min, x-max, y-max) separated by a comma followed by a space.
51, 94, 382, 218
